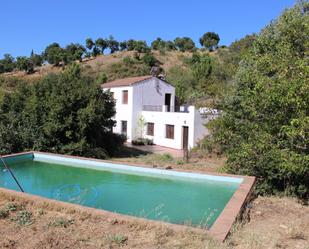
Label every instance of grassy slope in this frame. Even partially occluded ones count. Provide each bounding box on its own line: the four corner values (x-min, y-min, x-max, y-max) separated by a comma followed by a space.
1, 50, 196, 82
0, 192, 308, 249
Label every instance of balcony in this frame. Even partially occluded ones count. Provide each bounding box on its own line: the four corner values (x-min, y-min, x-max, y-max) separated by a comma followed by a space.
142, 105, 189, 113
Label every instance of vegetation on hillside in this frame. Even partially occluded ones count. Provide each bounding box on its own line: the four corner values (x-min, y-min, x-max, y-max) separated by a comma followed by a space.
203, 2, 309, 200
0, 64, 125, 158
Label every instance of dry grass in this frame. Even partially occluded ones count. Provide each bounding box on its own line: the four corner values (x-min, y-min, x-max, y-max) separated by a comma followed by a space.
1, 50, 203, 82
0, 191, 308, 249
111, 152, 226, 173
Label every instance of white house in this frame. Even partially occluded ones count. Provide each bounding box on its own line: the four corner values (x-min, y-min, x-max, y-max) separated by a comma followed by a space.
102, 75, 214, 150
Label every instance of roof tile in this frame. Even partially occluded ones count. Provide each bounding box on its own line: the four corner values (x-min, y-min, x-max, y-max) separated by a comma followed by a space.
101, 75, 153, 88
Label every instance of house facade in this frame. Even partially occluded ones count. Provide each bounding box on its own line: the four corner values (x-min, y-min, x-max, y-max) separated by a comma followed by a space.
102, 75, 212, 150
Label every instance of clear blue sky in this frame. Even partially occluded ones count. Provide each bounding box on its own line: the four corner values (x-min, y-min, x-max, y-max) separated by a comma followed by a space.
0, 0, 295, 57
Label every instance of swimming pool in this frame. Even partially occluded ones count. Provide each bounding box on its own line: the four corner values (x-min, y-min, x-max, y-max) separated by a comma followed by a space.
0, 152, 255, 240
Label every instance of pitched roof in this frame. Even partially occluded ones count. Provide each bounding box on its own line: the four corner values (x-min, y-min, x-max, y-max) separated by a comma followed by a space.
101, 75, 153, 88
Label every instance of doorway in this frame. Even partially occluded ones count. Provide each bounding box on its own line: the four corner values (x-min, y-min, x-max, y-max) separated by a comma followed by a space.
165, 93, 171, 112
182, 126, 189, 150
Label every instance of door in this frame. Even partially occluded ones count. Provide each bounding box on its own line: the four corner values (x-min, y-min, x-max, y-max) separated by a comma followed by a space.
182, 126, 189, 150
121, 120, 127, 136
165, 93, 171, 112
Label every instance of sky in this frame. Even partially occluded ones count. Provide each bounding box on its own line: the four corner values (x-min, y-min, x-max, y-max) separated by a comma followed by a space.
0, 0, 295, 58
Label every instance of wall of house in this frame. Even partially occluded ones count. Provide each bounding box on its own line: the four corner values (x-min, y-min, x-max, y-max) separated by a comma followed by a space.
132, 77, 175, 140
107, 86, 134, 141
104, 78, 211, 150
142, 106, 208, 150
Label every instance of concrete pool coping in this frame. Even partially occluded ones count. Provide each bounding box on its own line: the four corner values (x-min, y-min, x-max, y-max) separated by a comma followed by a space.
0, 151, 256, 241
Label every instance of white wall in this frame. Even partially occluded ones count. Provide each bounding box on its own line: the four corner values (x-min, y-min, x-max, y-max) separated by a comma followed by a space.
103, 77, 210, 150
131, 77, 175, 140
107, 86, 133, 141
142, 106, 208, 150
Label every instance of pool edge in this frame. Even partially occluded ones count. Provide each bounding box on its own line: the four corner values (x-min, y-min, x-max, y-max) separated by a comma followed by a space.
1, 151, 256, 242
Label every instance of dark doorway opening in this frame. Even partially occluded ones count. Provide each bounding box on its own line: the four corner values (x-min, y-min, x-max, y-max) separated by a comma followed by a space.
165, 93, 171, 112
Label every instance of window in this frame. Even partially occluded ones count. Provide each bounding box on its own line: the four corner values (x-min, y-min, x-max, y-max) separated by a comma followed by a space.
122, 90, 128, 104
110, 92, 114, 99
121, 121, 127, 135
166, 125, 174, 139
147, 122, 154, 136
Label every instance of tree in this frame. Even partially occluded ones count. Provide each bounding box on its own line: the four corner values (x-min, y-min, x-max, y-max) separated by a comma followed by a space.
199, 32, 220, 51
126, 39, 136, 51
16, 56, 34, 74
0, 63, 125, 158
151, 38, 176, 51
30, 50, 43, 67
85, 38, 94, 50
95, 38, 108, 54
107, 36, 119, 54
208, 2, 309, 199
119, 41, 127, 51
65, 43, 86, 63
142, 52, 159, 67
174, 37, 196, 52
0, 54, 15, 72
43, 43, 65, 66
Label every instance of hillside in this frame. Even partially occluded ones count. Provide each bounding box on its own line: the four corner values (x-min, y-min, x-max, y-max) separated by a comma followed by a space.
1, 50, 197, 82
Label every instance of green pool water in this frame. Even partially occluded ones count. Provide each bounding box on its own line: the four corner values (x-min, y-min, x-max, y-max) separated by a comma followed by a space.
0, 158, 240, 228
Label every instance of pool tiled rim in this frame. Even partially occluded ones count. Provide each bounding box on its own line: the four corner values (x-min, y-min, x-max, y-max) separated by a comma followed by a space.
0, 151, 255, 241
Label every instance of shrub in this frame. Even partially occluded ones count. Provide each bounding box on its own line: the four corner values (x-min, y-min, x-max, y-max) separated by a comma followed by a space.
131, 138, 153, 146
0, 209, 9, 219
209, 2, 309, 200
0, 64, 124, 158
15, 210, 33, 226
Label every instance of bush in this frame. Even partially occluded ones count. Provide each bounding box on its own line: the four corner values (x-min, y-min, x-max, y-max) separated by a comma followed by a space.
0, 64, 124, 158
209, 2, 309, 200
131, 138, 153, 146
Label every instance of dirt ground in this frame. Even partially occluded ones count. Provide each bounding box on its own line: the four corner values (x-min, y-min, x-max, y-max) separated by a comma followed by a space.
0, 192, 308, 249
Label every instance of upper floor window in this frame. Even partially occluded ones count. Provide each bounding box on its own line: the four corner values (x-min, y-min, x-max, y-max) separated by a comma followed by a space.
166, 124, 174, 139
122, 90, 128, 104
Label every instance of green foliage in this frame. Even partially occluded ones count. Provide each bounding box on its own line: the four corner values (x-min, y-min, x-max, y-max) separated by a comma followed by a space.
0, 64, 124, 158
167, 52, 232, 105
119, 41, 127, 51
30, 50, 43, 67
166, 65, 195, 104
131, 138, 153, 146
0, 54, 15, 73
43, 42, 66, 66
199, 32, 220, 51
85, 38, 94, 50
95, 72, 108, 84
105, 56, 151, 80
107, 35, 119, 54
95, 38, 108, 54
141, 52, 159, 67
50, 217, 75, 228
0, 209, 9, 219
105, 233, 128, 246
151, 38, 176, 51
174, 37, 196, 52
16, 56, 34, 74
65, 43, 86, 62
209, 2, 309, 199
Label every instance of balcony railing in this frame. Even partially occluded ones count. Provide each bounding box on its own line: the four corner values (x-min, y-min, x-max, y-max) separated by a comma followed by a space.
142, 105, 163, 112
142, 105, 189, 113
